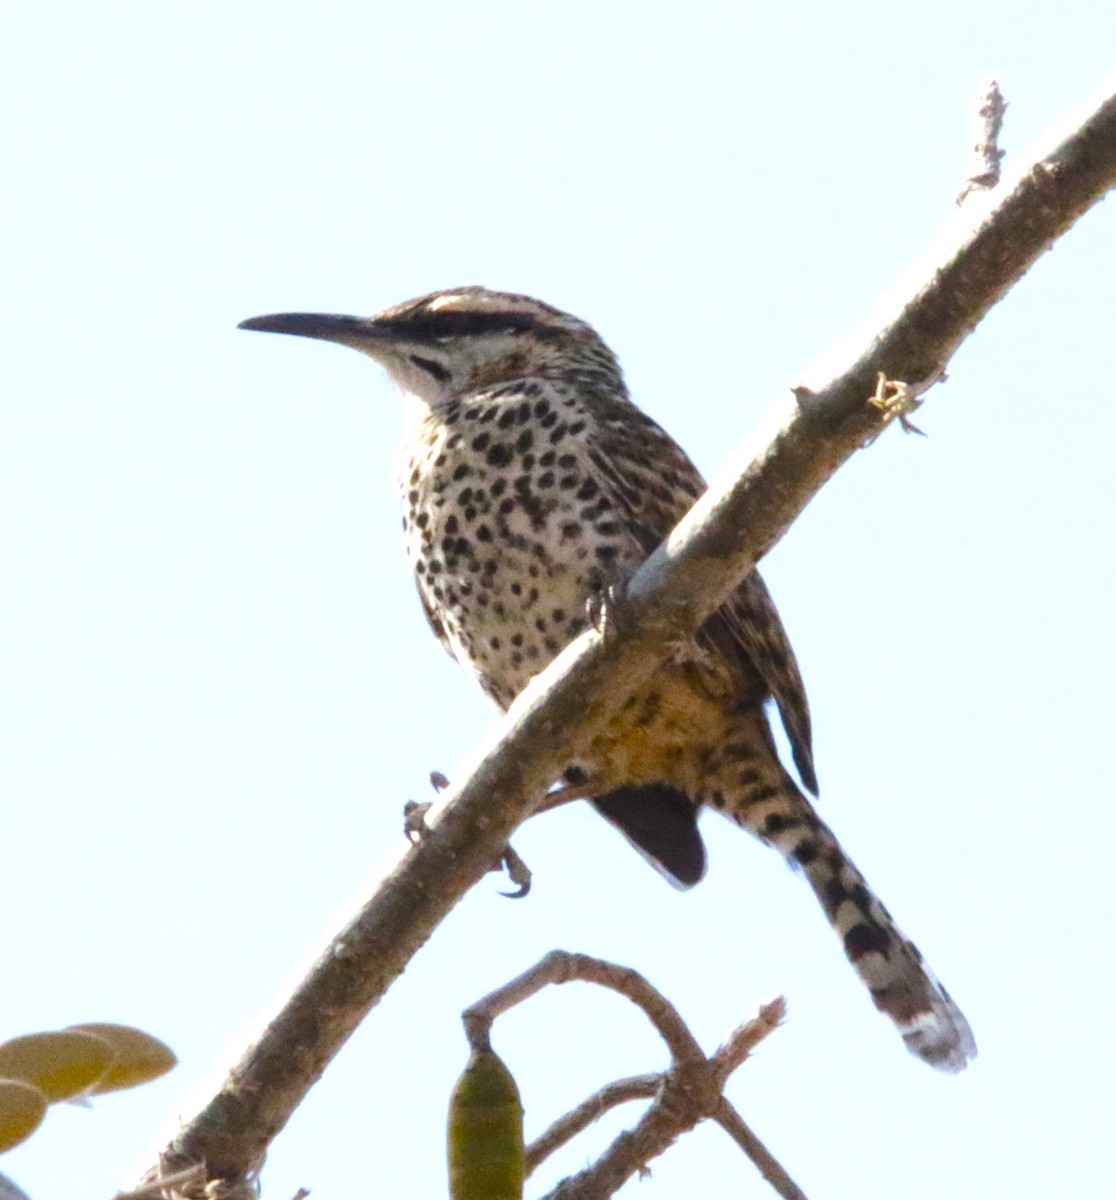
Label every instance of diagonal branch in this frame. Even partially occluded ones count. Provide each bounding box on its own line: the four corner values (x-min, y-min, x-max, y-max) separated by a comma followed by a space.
525, 1075, 660, 1175
713, 1100, 809, 1200
135, 84, 1116, 1193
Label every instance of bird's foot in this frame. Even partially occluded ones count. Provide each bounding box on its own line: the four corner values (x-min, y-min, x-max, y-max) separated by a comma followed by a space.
403, 770, 534, 898
402, 799, 432, 843
497, 844, 532, 899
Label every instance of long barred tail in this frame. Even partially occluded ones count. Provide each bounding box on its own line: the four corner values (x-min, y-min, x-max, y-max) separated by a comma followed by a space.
726, 773, 976, 1072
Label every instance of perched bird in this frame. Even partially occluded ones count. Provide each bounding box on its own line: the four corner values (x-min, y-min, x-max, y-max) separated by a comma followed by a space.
239, 287, 976, 1072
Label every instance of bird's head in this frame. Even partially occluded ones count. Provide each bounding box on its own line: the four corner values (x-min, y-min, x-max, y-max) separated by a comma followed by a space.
238, 286, 624, 407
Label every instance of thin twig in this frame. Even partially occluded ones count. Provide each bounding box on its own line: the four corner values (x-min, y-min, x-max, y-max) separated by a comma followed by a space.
525, 1074, 660, 1174
539, 992, 789, 1199
134, 84, 1116, 1194
463, 950, 704, 1065
710, 995, 788, 1086
112, 1165, 208, 1200
714, 1099, 809, 1200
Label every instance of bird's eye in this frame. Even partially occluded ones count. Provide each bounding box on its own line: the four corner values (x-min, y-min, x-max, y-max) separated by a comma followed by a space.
408, 354, 451, 383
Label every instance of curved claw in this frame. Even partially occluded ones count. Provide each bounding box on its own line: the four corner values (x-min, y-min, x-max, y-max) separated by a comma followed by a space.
413, 770, 536, 896
498, 845, 532, 899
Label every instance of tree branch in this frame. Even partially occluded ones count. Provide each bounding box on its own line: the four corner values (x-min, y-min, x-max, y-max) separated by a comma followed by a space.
462, 951, 705, 1065
712, 1100, 808, 1200
134, 84, 1116, 1193
525, 1076, 660, 1175
537, 997, 791, 1200
459, 953, 797, 1199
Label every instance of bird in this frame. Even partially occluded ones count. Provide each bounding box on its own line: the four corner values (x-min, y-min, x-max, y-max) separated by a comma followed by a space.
239, 286, 976, 1072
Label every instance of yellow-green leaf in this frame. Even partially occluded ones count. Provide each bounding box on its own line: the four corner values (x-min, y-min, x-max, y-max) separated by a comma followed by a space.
67, 1024, 176, 1094
0, 1080, 47, 1153
0, 1031, 115, 1102
448, 1048, 524, 1200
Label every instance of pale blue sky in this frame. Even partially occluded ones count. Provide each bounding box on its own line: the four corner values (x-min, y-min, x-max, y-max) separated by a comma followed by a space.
3, 3, 1115, 1198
